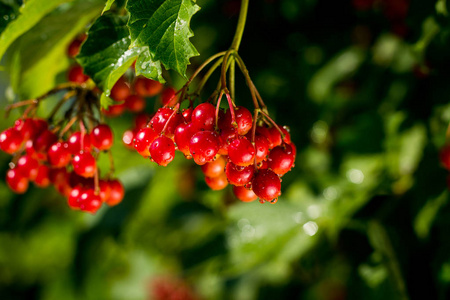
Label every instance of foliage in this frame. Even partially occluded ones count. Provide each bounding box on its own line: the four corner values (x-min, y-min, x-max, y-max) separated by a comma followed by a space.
1, 0, 450, 299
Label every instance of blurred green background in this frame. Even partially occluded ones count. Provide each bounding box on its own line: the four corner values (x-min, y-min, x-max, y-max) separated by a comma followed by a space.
1, 0, 450, 299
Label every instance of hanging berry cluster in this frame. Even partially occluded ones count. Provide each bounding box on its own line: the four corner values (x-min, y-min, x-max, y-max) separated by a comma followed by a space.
126, 49, 297, 204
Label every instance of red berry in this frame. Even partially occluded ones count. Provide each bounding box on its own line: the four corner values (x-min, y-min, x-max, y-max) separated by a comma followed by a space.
125, 94, 146, 112
34, 165, 51, 187
90, 124, 113, 150
222, 106, 253, 135
16, 155, 39, 180
106, 179, 124, 206
0, 127, 23, 154
189, 131, 220, 165
256, 126, 273, 149
48, 142, 72, 167
49, 167, 69, 186
191, 103, 216, 131
161, 87, 178, 106
150, 136, 175, 166
122, 130, 135, 149
72, 152, 97, 178
6, 168, 29, 194
268, 143, 295, 175
252, 169, 281, 202
98, 180, 111, 202
33, 129, 58, 153
440, 145, 450, 170
134, 76, 163, 97
205, 172, 228, 190
67, 64, 89, 83
67, 131, 91, 154
68, 186, 83, 209
67, 34, 86, 57
233, 185, 258, 202
225, 161, 255, 186
228, 137, 255, 167
182, 108, 193, 123
135, 113, 151, 129
150, 107, 182, 137
268, 127, 283, 148
78, 189, 102, 213
201, 155, 226, 178
14, 118, 36, 140
218, 127, 237, 156
134, 127, 158, 157
174, 123, 194, 158
254, 134, 270, 163
110, 77, 131, 101
102, 103, 126, 117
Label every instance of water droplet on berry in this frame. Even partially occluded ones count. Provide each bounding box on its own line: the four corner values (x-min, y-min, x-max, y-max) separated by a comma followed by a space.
270, 198, 278, 204
259, 199, 266, 204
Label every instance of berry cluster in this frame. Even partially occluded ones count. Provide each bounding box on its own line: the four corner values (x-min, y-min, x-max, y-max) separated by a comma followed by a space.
0, 117, 124, 213
125, 95, 296, 203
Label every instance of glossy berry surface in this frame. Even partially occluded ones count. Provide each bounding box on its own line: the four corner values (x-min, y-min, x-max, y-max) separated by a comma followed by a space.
91, 124, 113, 150
252, 169, 281, 201
228, 137, 255, 166
201, 155, 226, 178
6, 168, 29, 194
268, 143, 295, 175
0, 128, 23, 154
233, 185, 258, 202
16, 155, 40, 180
225, 161, 255, 186
191, 103, 216, 131
189, 131, 220, 165
134, 127, 158, 157
48, 142, 72, 167
106, 179, 124, 206
150, 136, 175, 166
205, 173, 228, 190
72, 152, 97, 178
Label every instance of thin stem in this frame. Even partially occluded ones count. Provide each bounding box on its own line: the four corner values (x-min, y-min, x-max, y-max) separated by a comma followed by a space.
94, 166, 100, 195
107, 150, 115, 177
252, 109, 259, 170
221, 49, 235, 90
230, 0, 249, 51
193, 57, 224, 97
160, 103, 180, 136
225, 93, 237, 127
5, 99, 38, 117
47, 90, 77, 121
59, 116, 78, 137
258, 109, 285, 140
215, 90, 225, 130
229, 59, 236, 100
232, 52, 259, 109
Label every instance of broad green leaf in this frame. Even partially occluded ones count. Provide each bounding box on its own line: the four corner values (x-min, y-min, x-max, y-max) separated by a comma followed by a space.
102, 0, 115, 14
134, 47, 164, 82
127, 0, 200, 78
4, 0, 104, 99
0, 0, 72, 61
77, 13, 144, 108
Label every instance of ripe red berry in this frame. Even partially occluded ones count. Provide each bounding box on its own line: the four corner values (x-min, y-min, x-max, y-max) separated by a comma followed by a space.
222, 106, 253, 135
150, 136, 175, 166
0, 127, 23, 154
174, 123, 194, 158
6, 168, 29, 194
134, 127, 158, 157
201, 155, 226, 178
252, 169, 281, 202
34, 165, 51, 187
191, 103, 216, 131
182, 108, 193, 123
67, 131, 91, 154
268, 143, 295, 175
68, 186, 83, 209
16, 155, 39, 180
33, 129, 58, 153
225, 161, 255, 186
189, 131, 220, 165
228, 137, 255, 167
48, 142, 72, 167
254, 134, 270, 163
67, 34, 86, 57
205, 173, 228, 190
110, 77, 131, 101
125, 94, 146, 112
78, 190, 102, 213
134, 76, 163, 97
102, 103, 126, 117
106, 179, 124, 206
233, 185, 258, 202
122, 130, 135, 149
440, 145, 450, 170
72, 152, 97, 178
135, 113, 151, 129
218, 127, 237, 156
90, 124, 113, 150
14, 118, 36, 140
67, 64, 89, 83
150, 107, 182, 137
268, 127, 283, 148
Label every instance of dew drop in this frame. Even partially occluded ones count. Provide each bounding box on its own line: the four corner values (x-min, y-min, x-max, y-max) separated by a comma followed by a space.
185, 154, 193, 159
270, 198, 278, 204
3, 15, 9, 20
259, 199, 266, 204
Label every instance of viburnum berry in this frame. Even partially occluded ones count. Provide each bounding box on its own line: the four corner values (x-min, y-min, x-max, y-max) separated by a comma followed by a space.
222, 106, 253, 135
68, 186, 83, 209
233, 185, 258, 202
72, 151, 97, 178
14, 118, 37, 140
191, 103, 216, 131
78, 189, 102, 213
90, 124, 113, 150
125, 94, 146, 112
134, 127, 158, 157
150, 107, 182, 137
205, 172, 229, 190
201, 155, 226, 178
182, 108, 193, 123
102, 103, 126, 117
6, 168, 29, 194
0, 128, 23, 154
268, 143, 295, 175
135, 113, 151, 129
225, 161, 255, 186
16, 155, 40, 180
106, 179, 124, 206
134, 76, 163, 97
110, 77, 131, 101
48, 142, 72, 167
228, 137, 255, 166
150, 136, 175, 166
254, 134, 270, 163
161, 87, 178, 106
67, 34, 86, 57
67, 131, 91, 154
67, 64, 89, 83
252, 169, 281, 202
440, 144, 450, 170
218, 127, 237, 156
174, 123, 194, 158
33, 129, 58, 153
34, 165, 51, 188
122, 130, 135, 149
189, 131, 220, 165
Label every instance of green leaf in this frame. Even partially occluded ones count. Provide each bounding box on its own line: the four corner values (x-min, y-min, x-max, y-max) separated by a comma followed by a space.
77, 13, 144, 107
0, 0, 72, 61
134, 48, 164, 82
127, 0, 200, 78
102, 0, 115, 14
4, 0, 104, 98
